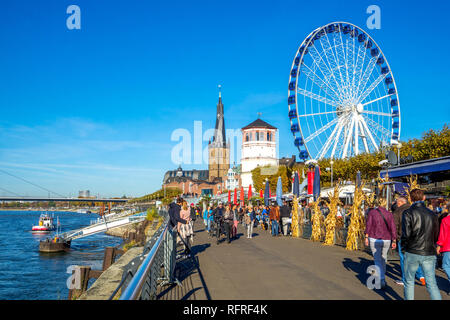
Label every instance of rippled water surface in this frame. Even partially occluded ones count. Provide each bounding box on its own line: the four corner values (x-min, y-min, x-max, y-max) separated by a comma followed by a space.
0, 211, 123, 300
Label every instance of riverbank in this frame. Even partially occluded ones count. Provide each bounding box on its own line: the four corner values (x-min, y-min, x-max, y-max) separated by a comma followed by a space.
77, 218, 163, 300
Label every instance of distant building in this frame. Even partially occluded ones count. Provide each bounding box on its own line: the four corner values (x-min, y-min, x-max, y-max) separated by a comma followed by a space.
163, 166, 209, 184
78, 190, 90, 198
278, 155, 297, 168
161, 88, 230, 197
163, 166, 224, 197
208, 87, 230, 182
240, 118, 278, 188
226, 164, 241, 191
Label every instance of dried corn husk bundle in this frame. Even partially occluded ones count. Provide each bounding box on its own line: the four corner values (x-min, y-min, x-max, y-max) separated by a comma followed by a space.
310, 199, 324, 242
406, 174, 420, 204
291, 196, 300, 238
324, 182, 342, 246
345, 184, 366, 251
378, 174, 392, 208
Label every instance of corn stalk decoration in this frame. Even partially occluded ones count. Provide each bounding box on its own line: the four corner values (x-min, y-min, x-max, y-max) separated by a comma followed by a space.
310, 199, 324, 242
323, 182, 342, 246
405, 174, 420, 204
345, 184, 366, 251
376, 174, 391, 209
291, 196, 300, 238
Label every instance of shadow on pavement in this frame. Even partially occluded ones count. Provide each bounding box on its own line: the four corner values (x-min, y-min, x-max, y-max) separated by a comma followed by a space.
342, 257, 403, 300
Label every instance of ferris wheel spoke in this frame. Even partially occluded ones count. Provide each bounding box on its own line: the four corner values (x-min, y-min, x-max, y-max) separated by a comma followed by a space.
307, 46, 343, 102
330, 114, 350, 159
354, 116, 359, 155
354, 53, 380, 101
346, 38, 356, 99
357, 73, 388, 104
353, 45, 367, 101
358, 119, 370, 153
362, 114, 391, 141
362, 110, 392, 117
301, 64, 342, 102
319, 34, 347, 98
359, 116, 380, 152
317, 117, 343, 159
361, 94, 394, 106
297, 88, 340, 108
333, 30, 351, 99
298, 110, 338, 118
304, 117, 339, 143
342, 116, 356, 158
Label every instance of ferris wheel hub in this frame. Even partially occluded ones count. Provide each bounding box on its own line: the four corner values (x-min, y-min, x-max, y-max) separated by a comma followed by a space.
356, 103, 363, 114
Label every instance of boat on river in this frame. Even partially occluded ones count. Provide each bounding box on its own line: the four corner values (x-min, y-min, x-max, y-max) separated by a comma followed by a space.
31, 213, 56, 233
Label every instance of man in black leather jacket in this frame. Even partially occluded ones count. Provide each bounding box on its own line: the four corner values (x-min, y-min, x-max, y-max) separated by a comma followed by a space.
401, 189, 441, 300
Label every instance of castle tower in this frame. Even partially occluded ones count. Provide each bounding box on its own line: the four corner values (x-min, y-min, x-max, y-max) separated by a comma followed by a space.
208, 85, 230, 182
240, 118, 278, 188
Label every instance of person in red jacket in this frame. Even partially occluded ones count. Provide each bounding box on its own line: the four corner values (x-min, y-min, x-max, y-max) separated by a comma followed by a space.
437, 213, 450, 296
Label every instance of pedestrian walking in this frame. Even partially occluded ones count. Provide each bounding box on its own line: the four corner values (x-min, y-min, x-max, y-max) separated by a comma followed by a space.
204, 205, 213, 233
232, 204, 239, 239
364, 200, 397, 290
223, 205, 234, 244
401, 189, 441, 300
280, 200, 292, 236
437, 208, 450, 295
270, 203, 280, 236
179, 201, 193, 250
245, 205, 255, 238
393, 196, 425, 286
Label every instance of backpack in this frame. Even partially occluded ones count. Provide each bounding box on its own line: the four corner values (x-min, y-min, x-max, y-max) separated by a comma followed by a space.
244, 214, 251, 225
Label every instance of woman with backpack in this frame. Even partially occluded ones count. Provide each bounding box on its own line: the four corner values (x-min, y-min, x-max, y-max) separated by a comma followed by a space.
364, 200, 397, 289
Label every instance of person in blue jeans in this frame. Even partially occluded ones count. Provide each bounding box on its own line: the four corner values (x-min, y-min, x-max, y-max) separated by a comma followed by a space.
205, 206, 213, 233
401, 189, 441, 300
270, 204, 280, 236
393, 197, 425, 286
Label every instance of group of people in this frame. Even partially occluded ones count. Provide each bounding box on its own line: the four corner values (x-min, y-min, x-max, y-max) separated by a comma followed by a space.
168, 190, 450, 300
168, 197, 202, 256
201, 200, 294, 242
364, 188, 450, 300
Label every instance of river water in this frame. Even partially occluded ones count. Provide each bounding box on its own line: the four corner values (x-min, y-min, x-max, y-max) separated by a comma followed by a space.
0, 210, 123, 300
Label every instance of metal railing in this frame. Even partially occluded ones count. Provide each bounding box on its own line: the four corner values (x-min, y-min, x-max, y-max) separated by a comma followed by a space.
111, 210, 178, 300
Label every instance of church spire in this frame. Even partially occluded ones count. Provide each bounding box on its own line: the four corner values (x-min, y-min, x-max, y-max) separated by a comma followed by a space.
212, 84, 226, 147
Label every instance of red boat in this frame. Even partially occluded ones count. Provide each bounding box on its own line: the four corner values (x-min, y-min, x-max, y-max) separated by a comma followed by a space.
32, 213, 56, 233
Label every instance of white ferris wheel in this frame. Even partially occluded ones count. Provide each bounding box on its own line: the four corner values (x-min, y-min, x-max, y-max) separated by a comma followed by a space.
288, 22, 401, 161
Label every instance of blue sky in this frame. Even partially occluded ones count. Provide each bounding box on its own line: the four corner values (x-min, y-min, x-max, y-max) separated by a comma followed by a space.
0, 0, 449, 197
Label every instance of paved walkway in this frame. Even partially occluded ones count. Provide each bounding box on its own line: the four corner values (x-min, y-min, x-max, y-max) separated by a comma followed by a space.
157, 220, 450, 300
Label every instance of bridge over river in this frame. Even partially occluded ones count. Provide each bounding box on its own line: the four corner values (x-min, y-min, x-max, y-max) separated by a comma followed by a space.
156, 221, 450, 300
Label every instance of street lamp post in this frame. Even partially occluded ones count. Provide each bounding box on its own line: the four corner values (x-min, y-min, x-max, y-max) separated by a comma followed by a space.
396, 142, 402, 166
330, 160, 334, 187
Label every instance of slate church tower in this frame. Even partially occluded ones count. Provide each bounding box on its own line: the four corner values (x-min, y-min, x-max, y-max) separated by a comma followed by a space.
208, 86, 230, 182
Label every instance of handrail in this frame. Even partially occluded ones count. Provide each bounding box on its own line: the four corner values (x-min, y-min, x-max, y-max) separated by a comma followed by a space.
119, 221, 170, 300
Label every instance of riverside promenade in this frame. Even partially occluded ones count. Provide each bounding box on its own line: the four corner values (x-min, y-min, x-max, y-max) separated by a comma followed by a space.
157, 221, 450, 300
